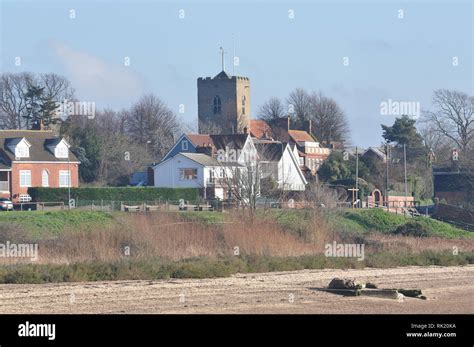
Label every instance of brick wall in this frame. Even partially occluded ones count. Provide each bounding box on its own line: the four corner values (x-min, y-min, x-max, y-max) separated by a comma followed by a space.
10, 162, 79, 201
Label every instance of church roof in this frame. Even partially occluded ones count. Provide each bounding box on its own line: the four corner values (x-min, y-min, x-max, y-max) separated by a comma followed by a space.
213, 70, 232, 79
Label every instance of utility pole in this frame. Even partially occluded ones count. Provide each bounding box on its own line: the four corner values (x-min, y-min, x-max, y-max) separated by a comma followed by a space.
355, 147, 359, 208
67, 146, 71, 211
385, 143, 390, 207
404, 143, 408, 208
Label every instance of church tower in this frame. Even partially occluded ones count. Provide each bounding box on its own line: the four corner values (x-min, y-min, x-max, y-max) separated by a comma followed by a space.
197, 70, 250, 135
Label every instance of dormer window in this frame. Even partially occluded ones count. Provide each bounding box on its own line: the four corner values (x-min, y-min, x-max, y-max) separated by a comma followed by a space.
47, 138, 70, 158
8, 137, 31, 158
56, 146, 68, 158
15, 146, 29, 158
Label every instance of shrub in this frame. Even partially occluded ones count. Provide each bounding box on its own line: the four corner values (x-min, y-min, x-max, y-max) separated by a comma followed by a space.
393, 221, 431, 237
28, 187, 199, 203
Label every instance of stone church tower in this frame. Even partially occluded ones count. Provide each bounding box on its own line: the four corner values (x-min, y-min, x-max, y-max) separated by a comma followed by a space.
197, 70, 250, 134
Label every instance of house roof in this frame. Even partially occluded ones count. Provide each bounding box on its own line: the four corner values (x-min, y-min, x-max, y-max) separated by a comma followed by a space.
255, 142, 285, 161
0, 130, 79, 163
288, 130, 315, 143
0, 161, 11, 170
249, 119, 272, 139
363, 147, 386, 160
209, 134, 248, 151
179, 153, 221, 167
44, 138, 65, 147
4, 137, 27, 147
186, 134, 213, 147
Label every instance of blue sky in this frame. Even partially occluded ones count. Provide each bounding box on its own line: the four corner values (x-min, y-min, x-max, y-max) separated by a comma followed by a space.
1, 0, 472, 146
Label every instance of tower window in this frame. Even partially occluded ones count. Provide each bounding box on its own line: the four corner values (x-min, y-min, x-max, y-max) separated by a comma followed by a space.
213, 96, 222, 114
241, 96, 246, 115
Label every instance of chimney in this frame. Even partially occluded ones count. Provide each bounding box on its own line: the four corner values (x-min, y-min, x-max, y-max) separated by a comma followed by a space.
31, 119, 45, 131
272, 116, 291, 142
275, 116, 290, 132
305, 119, 312, 135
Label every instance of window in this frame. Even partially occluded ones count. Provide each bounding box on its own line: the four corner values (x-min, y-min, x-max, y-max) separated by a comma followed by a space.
59, 170, 71, 187
213, 96, 222, 114
56, 147, 68, 158
209, 170, 215, 183
42, 170, 49, 187
181, 140, 188, 151
179, 168, 197, 180
15, 147, 29, 158
19, 170, 31, 187
241, 96, 246, 115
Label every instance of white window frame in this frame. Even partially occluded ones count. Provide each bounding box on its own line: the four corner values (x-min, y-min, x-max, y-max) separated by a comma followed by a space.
179, 168, 198, 180
55, 146, 68, 158
16, 147, 29, 158
181, 140, 188, 151
59, 170, 71, 188
42, 170, 49, 187
19, 170, 31, 187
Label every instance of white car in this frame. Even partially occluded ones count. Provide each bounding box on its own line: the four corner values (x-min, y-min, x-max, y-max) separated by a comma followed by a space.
0, 198, 13, 211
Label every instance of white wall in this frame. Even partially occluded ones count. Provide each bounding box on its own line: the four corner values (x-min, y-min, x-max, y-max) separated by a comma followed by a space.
278, 146, 306, 191
154, 155, 205, 188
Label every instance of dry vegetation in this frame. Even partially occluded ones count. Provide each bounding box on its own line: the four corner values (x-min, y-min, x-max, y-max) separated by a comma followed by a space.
1, 210, 473, 266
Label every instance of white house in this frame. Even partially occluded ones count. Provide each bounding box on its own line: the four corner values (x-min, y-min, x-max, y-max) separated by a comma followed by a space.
153, 133, 308, 199
153, 152, 230, 199
255, 141, 307, 191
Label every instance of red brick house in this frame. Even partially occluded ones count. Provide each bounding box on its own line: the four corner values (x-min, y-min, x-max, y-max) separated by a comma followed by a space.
0, 130, 80, 202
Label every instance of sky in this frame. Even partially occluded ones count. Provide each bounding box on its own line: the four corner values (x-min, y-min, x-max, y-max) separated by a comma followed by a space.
0, 0, 472, 147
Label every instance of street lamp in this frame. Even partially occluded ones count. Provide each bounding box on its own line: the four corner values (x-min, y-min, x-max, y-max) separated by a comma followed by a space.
145, 140, 151, 153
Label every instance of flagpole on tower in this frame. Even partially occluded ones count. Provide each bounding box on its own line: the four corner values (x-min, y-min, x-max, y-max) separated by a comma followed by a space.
219, 46, 226, 72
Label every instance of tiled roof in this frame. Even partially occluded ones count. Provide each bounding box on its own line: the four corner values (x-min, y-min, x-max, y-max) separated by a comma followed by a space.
186, 134, 213, 147
288, 130, 315, 143
0, 130, 79, 163
255, 142, 285, 161
249, 119, 272, 139
210, 134, 248, 151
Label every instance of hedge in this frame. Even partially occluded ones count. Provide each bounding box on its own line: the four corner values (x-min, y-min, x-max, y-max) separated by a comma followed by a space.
27, 187, 200, 203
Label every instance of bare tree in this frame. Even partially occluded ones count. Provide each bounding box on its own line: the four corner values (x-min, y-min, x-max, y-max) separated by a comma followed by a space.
286, 88, 312, 122
0, 72, 75, 130
309, 91, 349, 145
424, 89, 474, 152
258, 97, 286, 123
218, 142, 302, 218
95, 109, 152, 185
0, 73, 34, 129
39, 73, 75, 103
125, 94, 181, 160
